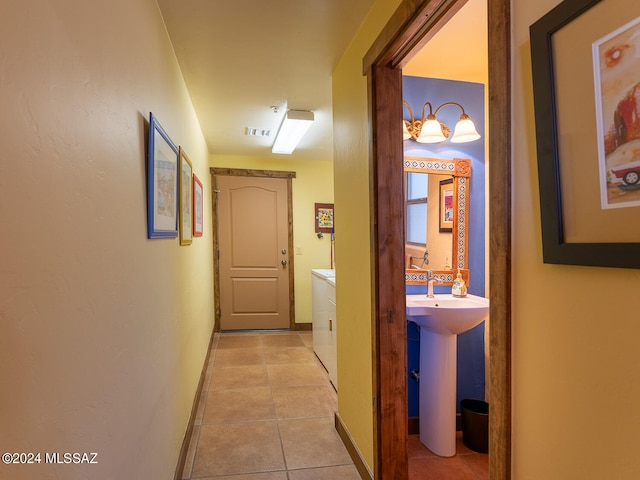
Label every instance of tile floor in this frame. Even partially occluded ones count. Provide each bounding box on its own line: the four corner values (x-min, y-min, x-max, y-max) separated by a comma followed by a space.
408, 433, 488, 480
180, 330, 360, 479
180, 330, 487, 480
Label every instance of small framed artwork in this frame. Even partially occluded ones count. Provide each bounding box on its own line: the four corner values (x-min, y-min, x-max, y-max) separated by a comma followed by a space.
178, 147, 193, 246
530, 0, 640, 268
315, 203, 334, 234
147, 113, 179, 239
192, 173, 203, 237
439, 178, 453, 233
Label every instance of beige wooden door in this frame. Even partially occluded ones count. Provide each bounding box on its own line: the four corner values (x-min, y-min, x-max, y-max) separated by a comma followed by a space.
217, 175, 290, 330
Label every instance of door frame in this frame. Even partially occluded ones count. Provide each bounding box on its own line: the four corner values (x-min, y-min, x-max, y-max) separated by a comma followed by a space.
210, 168, 297, 331
364, 0, 511, 478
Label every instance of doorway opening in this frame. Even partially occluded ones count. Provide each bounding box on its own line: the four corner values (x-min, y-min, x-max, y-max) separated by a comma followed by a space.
364, 0, 511, 478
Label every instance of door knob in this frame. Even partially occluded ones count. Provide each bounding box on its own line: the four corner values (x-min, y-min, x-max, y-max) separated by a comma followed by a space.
281, 249, 287, 255
281, 259, 288, 267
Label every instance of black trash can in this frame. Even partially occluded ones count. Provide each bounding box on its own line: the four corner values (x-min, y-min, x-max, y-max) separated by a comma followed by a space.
460, 399, 489, 453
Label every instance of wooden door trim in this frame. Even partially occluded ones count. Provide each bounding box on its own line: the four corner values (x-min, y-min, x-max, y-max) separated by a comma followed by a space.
487, 0, 512, 475
364, 0, 511, 478
210, 167, 297, 332
362, 0, 465, 73
368, 63, 408, 478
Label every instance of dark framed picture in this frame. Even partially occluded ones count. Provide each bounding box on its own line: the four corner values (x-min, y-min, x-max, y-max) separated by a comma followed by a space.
315, 203, 334, 234
530, 0, 640, 269
179, 147, 193, 246
439, 178, 453, 233
147, 113, 179, 239
193, 173, 203, 237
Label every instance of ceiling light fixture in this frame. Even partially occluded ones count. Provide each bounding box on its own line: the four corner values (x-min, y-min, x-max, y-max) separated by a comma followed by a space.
402, 101, 480, 144
272, 109, 314, 154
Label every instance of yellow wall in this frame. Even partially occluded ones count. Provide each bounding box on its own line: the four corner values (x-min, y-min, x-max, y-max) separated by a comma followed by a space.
332, 0, 403, 471
514, 0, 640, 478
210, 155, 334, 325
0, 1, 214, 478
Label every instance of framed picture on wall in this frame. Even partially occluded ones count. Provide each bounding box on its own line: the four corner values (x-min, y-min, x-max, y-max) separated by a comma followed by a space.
147, 113, 179, 239
315, 203, 334, 234
530, 0, 640, 269
193, 173, 203, 237
178, 147, 193, 246
592, 15, 640, 210
439, 178, 453, 233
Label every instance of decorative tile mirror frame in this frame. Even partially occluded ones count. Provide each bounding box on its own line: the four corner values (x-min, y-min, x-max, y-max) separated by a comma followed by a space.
404, 156, 471, 286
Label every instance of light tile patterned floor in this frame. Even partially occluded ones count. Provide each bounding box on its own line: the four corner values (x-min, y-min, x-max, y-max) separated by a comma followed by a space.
180, 330, 360, 479
180, 330, 487, 480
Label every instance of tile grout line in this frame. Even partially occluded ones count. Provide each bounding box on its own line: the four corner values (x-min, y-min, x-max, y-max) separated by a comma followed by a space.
262, 338, 293, 476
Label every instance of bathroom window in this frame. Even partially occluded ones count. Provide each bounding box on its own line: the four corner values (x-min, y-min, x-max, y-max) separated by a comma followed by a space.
405, 172, 427, 245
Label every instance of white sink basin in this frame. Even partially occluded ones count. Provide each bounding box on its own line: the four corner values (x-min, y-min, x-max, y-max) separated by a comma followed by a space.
406, 294, 489, 335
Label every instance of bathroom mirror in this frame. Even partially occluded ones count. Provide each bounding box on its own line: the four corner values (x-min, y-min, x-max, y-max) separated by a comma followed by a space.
404, 156, 470, 286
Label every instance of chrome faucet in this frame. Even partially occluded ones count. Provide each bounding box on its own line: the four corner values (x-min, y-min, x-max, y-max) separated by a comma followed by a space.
426, 270, 442, 298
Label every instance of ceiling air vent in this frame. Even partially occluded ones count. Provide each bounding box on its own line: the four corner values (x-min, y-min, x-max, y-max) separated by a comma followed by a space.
245, 127, 271, 137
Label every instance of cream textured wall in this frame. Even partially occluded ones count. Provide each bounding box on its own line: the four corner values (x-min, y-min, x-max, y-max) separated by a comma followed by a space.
209, 155, 334, 325
514, 0, 640, 478
332, 0, 402, 471
0, 1, 214, 479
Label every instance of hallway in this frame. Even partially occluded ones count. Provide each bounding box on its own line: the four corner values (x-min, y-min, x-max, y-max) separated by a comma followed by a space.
180, 330, 488, 479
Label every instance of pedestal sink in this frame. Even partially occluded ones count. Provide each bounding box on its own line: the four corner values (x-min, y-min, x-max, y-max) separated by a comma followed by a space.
406, 294, 489, 457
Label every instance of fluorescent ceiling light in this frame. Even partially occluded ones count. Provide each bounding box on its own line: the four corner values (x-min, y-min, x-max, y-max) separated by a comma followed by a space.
272, 110, 314, 154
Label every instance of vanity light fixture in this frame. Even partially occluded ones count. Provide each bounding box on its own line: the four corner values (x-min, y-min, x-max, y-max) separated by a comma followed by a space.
272, 109, 314, 154
402, 101, 480, 144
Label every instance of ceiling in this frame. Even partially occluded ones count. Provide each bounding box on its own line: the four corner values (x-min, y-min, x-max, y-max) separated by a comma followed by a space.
156, 0, 487, 162
403, 0, 487, 85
